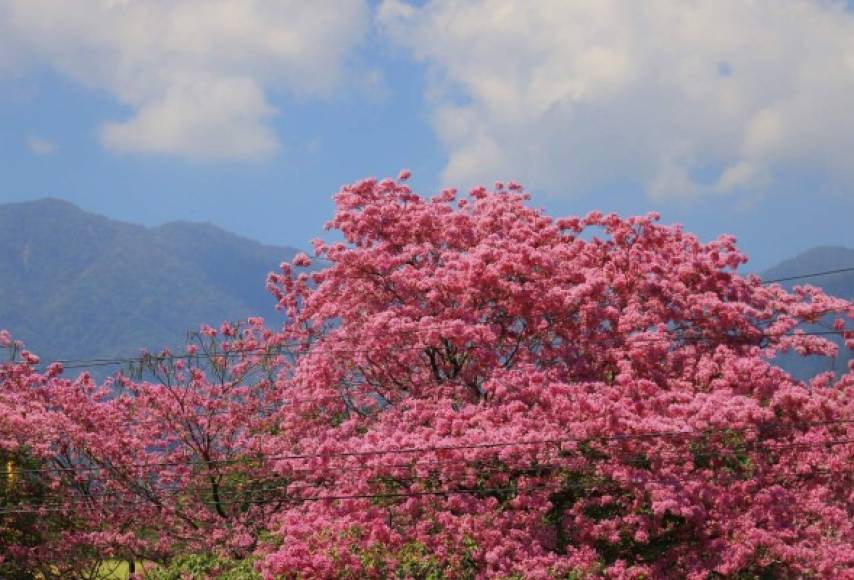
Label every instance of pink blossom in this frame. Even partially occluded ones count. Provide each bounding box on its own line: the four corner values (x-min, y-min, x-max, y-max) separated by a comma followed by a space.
292, 252, 312, 267
2, 175, 853, 577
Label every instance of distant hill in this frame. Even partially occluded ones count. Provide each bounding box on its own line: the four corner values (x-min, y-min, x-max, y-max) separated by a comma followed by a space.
761, 246, 854, 379
0, 199, 297, 366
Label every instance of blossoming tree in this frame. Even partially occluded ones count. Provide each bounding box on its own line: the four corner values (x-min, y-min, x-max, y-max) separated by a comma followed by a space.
1, 174, 853, 578
260, 175, 854, 578
0, 323, 289, 576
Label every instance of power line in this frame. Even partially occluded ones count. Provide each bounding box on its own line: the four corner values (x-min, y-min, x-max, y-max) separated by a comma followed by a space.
4, 470, 843, 514
11, 438, 851, 499
5, 443, 850, 509
762, 266, 854, 284
1, 466, 847, 516
9, 420, 854, 476
7, 326, 850, 373
42, 438, 852, 480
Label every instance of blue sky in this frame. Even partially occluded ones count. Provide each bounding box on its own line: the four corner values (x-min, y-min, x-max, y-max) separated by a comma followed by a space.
2, 0, 854, 271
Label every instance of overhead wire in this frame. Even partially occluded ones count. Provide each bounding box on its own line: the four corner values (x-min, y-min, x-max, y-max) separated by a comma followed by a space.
8, 326, 852, 373
761, 266, 854, 284
7, 419, 854, 476
2, 463, 848, 516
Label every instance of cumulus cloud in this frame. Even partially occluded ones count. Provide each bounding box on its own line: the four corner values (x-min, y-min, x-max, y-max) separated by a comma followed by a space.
1, 0, 369, 159
100, 74, 278, 158
379, 0, 854, 200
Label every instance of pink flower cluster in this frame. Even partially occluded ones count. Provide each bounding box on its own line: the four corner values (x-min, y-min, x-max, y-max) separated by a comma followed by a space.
2, 175, 853, 578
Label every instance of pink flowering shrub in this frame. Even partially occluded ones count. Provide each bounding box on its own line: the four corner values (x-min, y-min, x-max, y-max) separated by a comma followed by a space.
1, 175, 853, 578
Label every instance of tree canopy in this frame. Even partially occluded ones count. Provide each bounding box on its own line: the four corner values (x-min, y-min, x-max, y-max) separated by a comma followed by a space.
2, 174, 853, 578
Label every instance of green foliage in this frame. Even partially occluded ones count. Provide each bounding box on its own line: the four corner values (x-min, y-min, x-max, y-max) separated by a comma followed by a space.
393, 542, 445, 579
1, 449, 50, 579
356, 540, 479, 580
691, 431, 755, 478
145, 554, 260, 580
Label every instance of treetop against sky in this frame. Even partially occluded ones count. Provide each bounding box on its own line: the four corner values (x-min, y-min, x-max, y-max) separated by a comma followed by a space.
2, 175, 853, 577
2, 1, 854, 268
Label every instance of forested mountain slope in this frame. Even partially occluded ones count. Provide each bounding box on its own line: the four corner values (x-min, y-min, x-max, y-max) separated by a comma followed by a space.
0, 199, 296, 365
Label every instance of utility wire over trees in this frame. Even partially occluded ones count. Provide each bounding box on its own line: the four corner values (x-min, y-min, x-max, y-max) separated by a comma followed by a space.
2, 173, 854, 578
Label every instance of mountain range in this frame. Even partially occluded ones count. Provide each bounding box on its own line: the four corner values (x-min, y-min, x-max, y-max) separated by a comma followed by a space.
0, 198, 297, 366
0, 199, 852, 378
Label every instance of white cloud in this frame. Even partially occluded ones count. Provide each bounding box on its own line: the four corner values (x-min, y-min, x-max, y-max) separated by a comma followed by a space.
1, 0, 369, 159
100, 74, 278, 158
26, 135, 58, 155
379, 0, 854, 200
